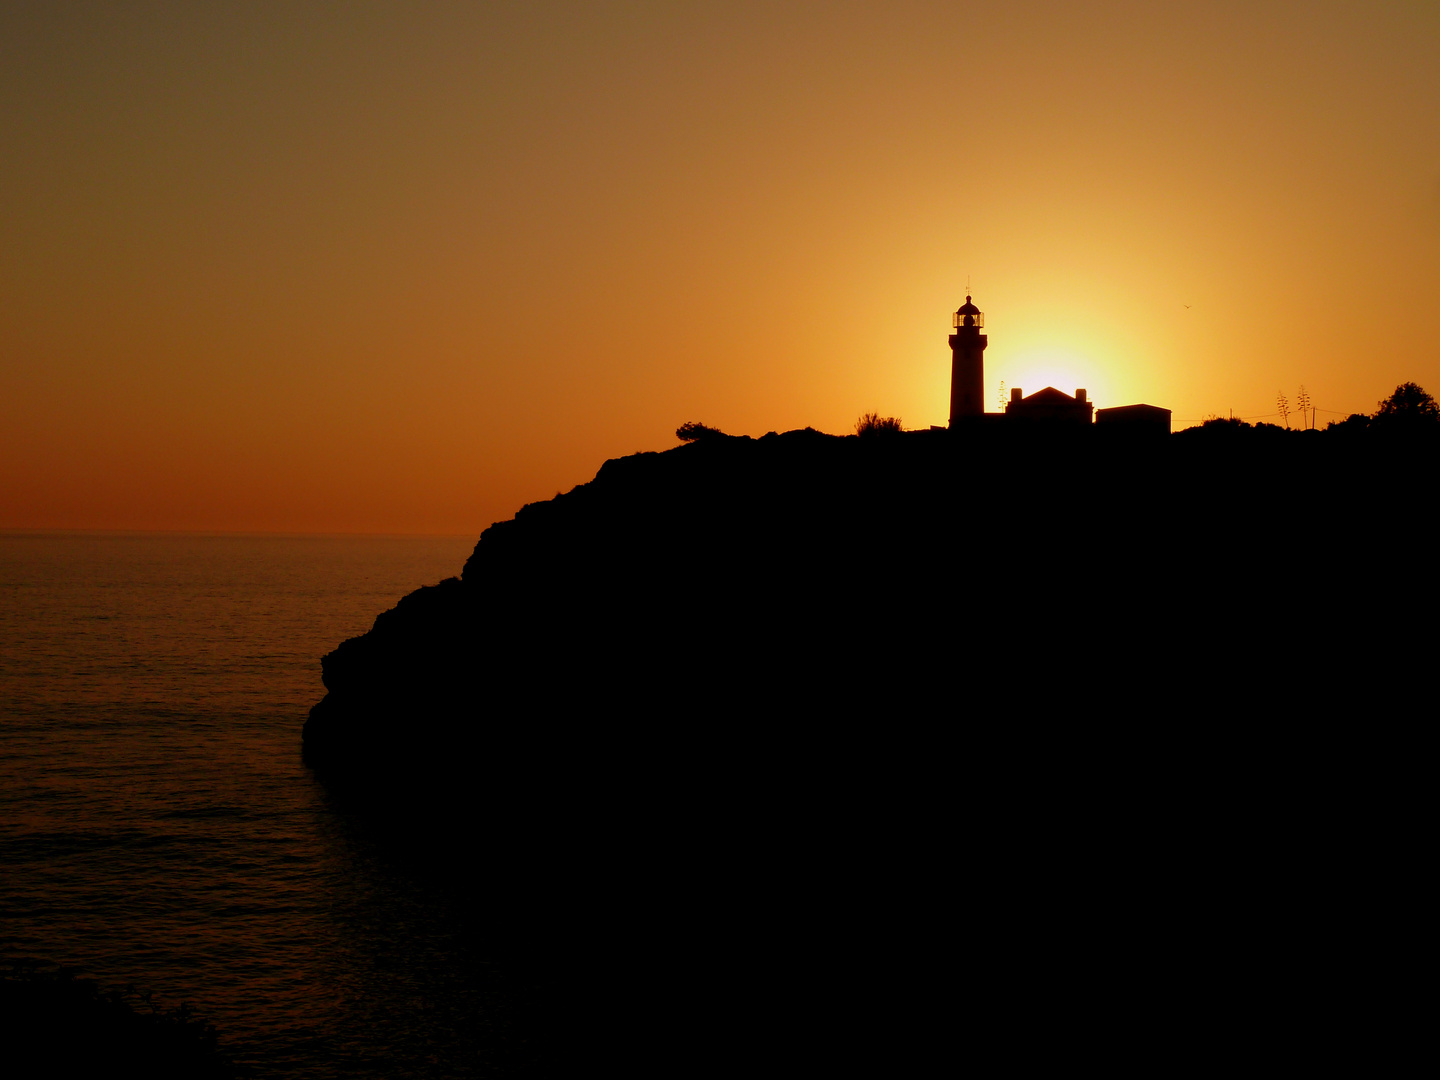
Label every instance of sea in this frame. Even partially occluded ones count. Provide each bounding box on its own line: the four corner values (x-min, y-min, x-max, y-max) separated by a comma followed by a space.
0, 531, 540, 1078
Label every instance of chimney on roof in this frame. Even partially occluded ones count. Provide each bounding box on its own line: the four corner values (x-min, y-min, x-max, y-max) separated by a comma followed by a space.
1011, 387, 1022, 403
1076, 389, 1087, 403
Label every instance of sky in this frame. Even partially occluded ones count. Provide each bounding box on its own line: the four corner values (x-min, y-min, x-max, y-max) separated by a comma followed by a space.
3, 1, 1438, 534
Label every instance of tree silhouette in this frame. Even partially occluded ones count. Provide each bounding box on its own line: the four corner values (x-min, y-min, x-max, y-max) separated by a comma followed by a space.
1277, 391, 1290, 429
675, 421, 726, 442
1296, 386, 1312, 430
1375, 382, 1438, 423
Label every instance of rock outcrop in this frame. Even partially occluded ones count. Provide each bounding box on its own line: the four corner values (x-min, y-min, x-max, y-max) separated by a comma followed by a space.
305, 421, 1427, 789
299, 422, 1431, 1073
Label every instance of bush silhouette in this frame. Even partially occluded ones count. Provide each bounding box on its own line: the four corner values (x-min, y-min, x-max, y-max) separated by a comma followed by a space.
1326, 412, 1371, 433
676, 421, 726, 442
1200, 415, 1250, 430
855, 412, 903, 436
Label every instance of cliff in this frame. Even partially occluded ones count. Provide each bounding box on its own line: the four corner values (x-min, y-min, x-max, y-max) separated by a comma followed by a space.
305, 427, 1120, 779
299, 422, 1430, 1072
304, 422, 1428, 788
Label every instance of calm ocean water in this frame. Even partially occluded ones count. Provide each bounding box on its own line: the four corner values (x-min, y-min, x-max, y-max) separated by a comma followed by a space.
0, 532, 534, 1078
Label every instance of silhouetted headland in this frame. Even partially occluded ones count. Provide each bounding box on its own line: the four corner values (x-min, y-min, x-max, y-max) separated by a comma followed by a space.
311, 412, 1433, 756
300, 405, 1431, 1071
305, 411, 1435, 798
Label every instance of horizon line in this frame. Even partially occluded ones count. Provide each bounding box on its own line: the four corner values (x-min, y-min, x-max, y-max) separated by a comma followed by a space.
0, 527, 479, 541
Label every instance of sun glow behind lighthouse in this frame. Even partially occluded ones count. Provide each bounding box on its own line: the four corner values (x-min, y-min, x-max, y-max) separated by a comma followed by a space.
1, 3, 1437, 532
998, 349, 1115, 414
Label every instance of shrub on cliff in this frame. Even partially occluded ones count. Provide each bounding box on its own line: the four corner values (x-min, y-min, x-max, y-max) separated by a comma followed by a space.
856, 412, 903, 436
1200, 415, 1251, 431
676, 421, 726, 442
1326, 413, 1371, 434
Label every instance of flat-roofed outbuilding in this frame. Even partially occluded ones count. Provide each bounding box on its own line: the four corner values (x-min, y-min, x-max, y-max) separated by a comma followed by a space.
1095, 403, 1171, 438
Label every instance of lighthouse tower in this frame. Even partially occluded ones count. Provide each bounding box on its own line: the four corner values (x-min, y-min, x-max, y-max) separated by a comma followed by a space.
948, 296, 988, 425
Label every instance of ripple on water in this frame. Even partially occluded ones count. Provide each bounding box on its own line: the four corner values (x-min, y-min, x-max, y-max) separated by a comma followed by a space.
0, 533, 534, 1079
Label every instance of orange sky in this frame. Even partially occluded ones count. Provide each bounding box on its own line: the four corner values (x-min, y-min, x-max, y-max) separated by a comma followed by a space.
3, 2, 1438, 534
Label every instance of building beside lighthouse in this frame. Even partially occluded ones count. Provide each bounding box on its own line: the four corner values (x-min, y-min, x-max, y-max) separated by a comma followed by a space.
1006, 385, 1093, 425
944, 294, 1170, 434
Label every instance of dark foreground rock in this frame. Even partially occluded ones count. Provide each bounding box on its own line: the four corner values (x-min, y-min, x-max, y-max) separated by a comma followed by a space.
0, 963, 234, 1079
302, 424, 1431, 1072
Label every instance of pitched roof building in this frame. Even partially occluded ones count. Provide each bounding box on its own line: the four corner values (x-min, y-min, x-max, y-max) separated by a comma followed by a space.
1005, 385, 1093, 424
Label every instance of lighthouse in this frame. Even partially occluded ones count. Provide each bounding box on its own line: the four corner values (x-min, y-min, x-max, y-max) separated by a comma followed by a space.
948, 296, 987, 425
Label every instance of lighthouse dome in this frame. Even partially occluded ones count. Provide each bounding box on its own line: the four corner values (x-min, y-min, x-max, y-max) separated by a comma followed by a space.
954, 295, 983, 329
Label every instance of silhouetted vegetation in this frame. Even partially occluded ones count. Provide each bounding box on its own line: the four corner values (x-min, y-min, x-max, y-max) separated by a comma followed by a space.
1375, 381, 1439, 428
855, 411, 903, 436
0, 962, 235, 1078
1191, 383, 1440, 441
1326, 412, 1371, 434
1312, 382, 1438, 437
675, 421, 726, 442
1200, 414, 1250, 431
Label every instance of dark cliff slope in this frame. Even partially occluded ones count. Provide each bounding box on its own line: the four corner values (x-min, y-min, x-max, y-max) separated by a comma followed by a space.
308, 428, 1108, 779
304, 423, 1429, 788
299, 424, 1429, 1072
